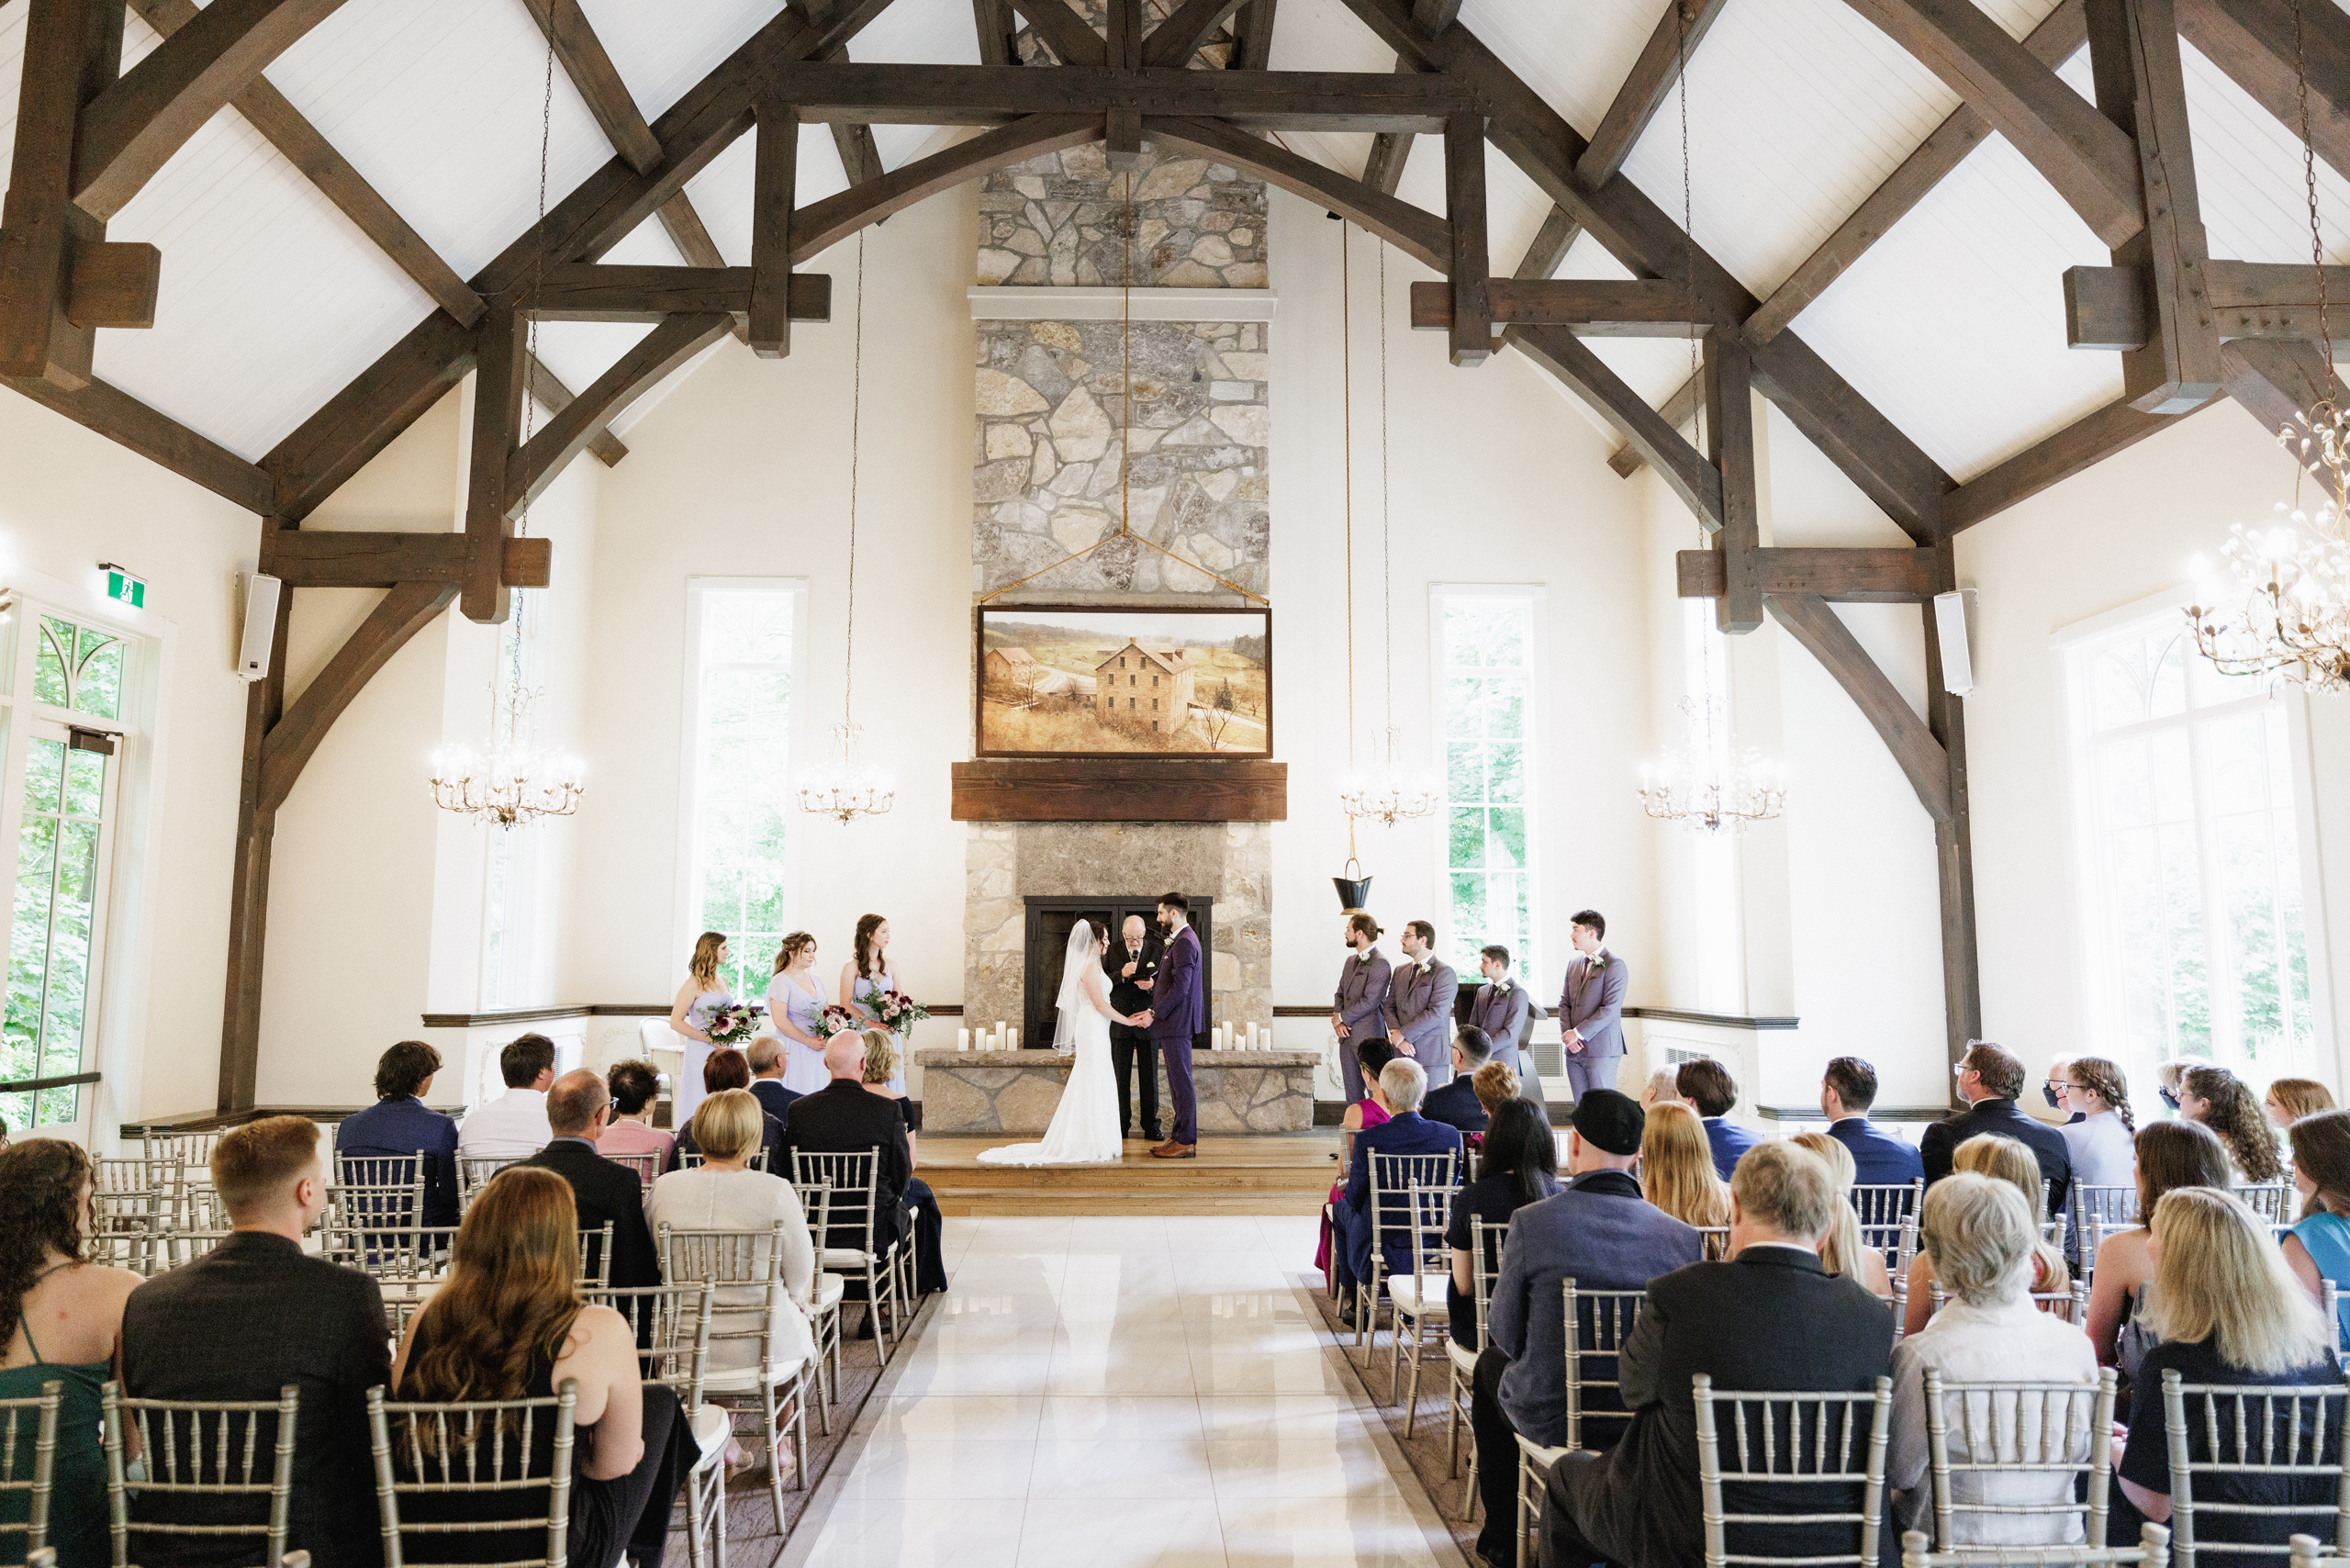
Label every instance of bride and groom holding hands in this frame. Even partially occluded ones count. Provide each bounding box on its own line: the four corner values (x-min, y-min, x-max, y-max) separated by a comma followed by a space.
976, 892, 1207, 1167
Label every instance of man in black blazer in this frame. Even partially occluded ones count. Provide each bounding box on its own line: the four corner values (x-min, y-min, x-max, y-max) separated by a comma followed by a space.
782, 1034, 913, 1255
1104, 913, 1164, 1141
745, 1038, 802, 1126
519, 1070, 661, 1294
1539, 1141, 1896, 1568
1919, 1042, 2073, 1208
119, 1116, 389, 1568
1422, 1025, 1494, 1135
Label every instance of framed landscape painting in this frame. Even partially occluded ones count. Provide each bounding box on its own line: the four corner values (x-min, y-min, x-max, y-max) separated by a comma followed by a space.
977, 604, 1272, 758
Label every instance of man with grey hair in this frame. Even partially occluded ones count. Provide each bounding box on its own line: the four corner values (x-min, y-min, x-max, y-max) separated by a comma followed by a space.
1538, 1140, 1896, 1568
517, 1069, 661, 1296
1332, 1057, 1460, 1328
745, 1036, 801, 1128
1884, 1174, 2096, 1540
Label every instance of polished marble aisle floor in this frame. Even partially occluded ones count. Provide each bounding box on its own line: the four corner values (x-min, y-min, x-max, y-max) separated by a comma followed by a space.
787, 1214, 1463, 1568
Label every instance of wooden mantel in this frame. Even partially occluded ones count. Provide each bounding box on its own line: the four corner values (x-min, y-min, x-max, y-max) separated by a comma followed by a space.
949, 758, 1287, 822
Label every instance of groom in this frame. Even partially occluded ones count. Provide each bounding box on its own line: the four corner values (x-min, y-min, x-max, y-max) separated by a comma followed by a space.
1136, 890, 1205, 1160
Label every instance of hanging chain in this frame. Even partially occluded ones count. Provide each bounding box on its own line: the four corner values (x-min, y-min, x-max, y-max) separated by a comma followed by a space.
1379, 238, 1393, 736
1676, 0, 1721, 761
2293, 0, 2338, 408
845, 232, 866, 719
1341, 220, 1355, 774
520, 23, 555, 543
1121, 169, 1133, 536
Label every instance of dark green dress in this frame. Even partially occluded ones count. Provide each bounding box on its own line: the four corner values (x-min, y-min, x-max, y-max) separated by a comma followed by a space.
0, 1309, 109, 1568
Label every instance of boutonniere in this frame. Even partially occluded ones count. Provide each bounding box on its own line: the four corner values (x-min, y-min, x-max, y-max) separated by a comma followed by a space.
1356, 949, 1374, 963
1417, 956, 1434, 974
1588, 954, 1608, 973
1495, 980, 1513, 994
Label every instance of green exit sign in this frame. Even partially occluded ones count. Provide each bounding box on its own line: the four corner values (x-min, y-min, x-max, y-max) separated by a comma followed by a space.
102, 564, 145, 609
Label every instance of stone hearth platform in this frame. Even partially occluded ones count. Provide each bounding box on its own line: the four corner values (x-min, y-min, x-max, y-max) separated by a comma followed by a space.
914, 1047, 1318, 1135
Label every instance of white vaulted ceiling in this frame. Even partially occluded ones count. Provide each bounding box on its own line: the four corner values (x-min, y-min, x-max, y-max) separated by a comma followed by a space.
4, 0, 2349, 487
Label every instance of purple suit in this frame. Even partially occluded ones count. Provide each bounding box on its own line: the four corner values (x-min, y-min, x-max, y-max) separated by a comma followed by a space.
1150, 923, 1206, 1143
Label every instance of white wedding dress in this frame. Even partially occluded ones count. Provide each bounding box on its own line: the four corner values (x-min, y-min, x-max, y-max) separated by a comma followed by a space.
978, 923, 1125, 1166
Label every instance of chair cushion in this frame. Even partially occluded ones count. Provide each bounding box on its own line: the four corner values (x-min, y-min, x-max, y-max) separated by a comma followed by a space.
701, 1357, 807, 1395
811, 1274, 845, 1311
1384, 1273, 1450, 1316
821, 1248, 884, 1271
1446, 1338, 1479, 1375
687, 1404, 732, 1467
1516, 1436, 1568, 1468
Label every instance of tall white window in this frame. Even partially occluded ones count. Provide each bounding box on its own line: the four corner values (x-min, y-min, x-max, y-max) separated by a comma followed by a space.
1433, 587, 1544, 979
2063, 607, 2318, 1082
678, 580, 806, 1001
2, 610, 135, 1133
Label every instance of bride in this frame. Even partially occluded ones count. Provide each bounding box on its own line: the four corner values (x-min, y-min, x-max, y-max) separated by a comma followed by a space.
978, 919, 1139, 1166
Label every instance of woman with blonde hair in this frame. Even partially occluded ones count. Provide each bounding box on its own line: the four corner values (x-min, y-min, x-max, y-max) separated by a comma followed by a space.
643, 1089, 816, 1381
1471, 1059, 1522, 1122
1887, 1174, 2100, 1544
1641, 1102, 1731, 1258
2179, 1064, 2287, 1184
2108, 1187, 2338, 1545
2282, 1108, 2350, 1346
1791, 1131, 1893, 1297
393, 1167, 694, 1566
2266, 1077, 2336, 1129
861, 1029, 948, 1297
2084, 1119, 2232, 1374
1902, 1133, 2070, 1338
667, 930, 731, 1130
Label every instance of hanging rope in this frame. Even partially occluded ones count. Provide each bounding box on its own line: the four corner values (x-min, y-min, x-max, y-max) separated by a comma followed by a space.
1379, 238, 1393, 734
845, 231, 866, 718
1342, 218, 1358, 862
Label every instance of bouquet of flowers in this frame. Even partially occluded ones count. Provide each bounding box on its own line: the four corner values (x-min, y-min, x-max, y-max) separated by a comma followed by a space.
810, 1003, 861, 1040
868, 988, 929, 1035
703, 1002, 765, 1047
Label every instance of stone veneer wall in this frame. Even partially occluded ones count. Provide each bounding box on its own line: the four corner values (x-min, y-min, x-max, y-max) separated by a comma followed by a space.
977, 144, 1267, 288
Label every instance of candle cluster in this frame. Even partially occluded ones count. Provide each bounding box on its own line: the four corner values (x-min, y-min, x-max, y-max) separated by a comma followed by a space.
955, 1024, 1019, 1050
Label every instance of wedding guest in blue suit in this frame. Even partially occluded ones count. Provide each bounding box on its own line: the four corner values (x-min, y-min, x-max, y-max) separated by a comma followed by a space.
1680, 1058, 1761, 1182
1821, 1056, 1925, 1189
1335, 1058, 1463, 1327
335, 1040, 461, 1230
1424, 1027, 1494, 1136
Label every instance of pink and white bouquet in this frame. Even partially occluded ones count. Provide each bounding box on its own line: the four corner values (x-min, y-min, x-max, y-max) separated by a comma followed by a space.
703, 1002, 765, 1046
810, 1003, 862, 1040
868, 989, 929, 1035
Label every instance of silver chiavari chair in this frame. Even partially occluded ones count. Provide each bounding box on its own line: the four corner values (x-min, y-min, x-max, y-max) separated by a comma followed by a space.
2239, 1184, 2295, 1226
455, 1156, 518, 1214
1516, 1281, 1648, 1568
0, 1382, 62, 1563
1899, 1521, 2171, 1568
1693, 1373, 1896, 1568
1356, 1149, 1461, 1366
2074, 1184, 2138, 1286
1695, 1225, 1732, 1262
791, 1150, 902, 1361
366, 1381, 576, 1568
102, 1380, 300, 1568
658, 1220, 816, 1533
1454, 1215, 1506, 1506
780, 1180, 845, 1428
583, 1282, 729, 1568
138, 1130, 218, 1226
679, 1148, 771, 1172
89, 1193, 160, 1275
575, 1222, 616, 1291
2159, 1369, 2350, 1568
1392, 1181, 1457, 1421
1920, 1367, 2119, 1549
608, 1151, 660, 1193
1923, 1279, 2091, 1326
1853, 1181, 1924, 1228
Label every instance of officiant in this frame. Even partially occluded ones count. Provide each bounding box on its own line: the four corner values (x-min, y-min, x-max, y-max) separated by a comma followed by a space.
1105, 914, 1164, 1142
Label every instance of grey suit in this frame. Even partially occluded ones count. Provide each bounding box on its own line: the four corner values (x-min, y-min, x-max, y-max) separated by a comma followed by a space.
1467, 980, 1539, 1094
1332, 948, 1393, 1104
1557, 950, 1628, 1103
1385, 957, 1460, 1081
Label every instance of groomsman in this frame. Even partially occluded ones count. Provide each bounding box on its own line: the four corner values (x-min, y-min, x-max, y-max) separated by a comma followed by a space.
1467, 945, 1539, 1093
1556, 910, 1628, 1104
1105, 914, 1164, 1141
1331, 913, 1393, 1107
1385, 920, 1460, 1082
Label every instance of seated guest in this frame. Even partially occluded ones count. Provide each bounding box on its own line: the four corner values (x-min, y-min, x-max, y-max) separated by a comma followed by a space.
2058, 1056, 2137, 1194
781, 1035, 913, 1336
1820, 1055, 1925, 1188
1639, 1066, 1682, 1108
2108, 1188, 2339, 1549
746, 1037, 801, 1128
1678, 1058, 1759, 1181
644, 1091, 817, 1379
1424, 1026, 1495, 1135
457, 1033, 557, 1159
120, 1116, 388, 1567
396, 1168, 699, 1566
598, 1059, 675, 1175
1922, 1043, 2073, 1212
860, 1030, 946, 1298
2042, 1055, 2083, 1122
1789, 1131, 1892, 1297
1334, 1059, 1464, 1329
2086, 1120, 2232, 1380
2154, 1058, 2192, 1115
1449, 1096, 1561, 1353
2283, 1109, 2350, 1347
335, 1039, 461, 1228
1641, 1101, 1733, 1258
1340, 1037, 1399, 1134
2267, 1077, 2336, 1129
1539, 1141, 1897, 1568
1, 1140, 140, 1568
1472, 1060, 1523, 1124
518, 1070, 660, 1294
1317, 1038, 1402, 1284
2178, 1063, 2288, 1185
1904, 1133, 2071, 1339
667, 1047, 783, 1171
1888, 1173, 2100, 1543
1471, 1091, 1698, 1565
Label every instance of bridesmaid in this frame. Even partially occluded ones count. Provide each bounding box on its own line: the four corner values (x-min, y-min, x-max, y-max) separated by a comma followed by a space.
839, 913, 906, 1094
767, 932, 832, 1095
667, 931, 730, 1132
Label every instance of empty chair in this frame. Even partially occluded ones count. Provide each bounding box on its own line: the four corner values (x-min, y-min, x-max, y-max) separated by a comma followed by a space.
366, 1382, 577, 1568
1389, 1180, 1457, 1417
1694, 1374, 1897, 1568
780, 1182, 846, 1425
100, 1381, 300, 1568
576, 1222, 616, 1291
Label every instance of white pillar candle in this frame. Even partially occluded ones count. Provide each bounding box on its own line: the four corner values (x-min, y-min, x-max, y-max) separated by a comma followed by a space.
957, 1027, 969, 1051
1010, 1025, 1020, 1050
1247, 1022, 1259, 1050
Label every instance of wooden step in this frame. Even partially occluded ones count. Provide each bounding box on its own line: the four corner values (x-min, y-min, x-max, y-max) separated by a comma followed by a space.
920, 1135, 1337, 1216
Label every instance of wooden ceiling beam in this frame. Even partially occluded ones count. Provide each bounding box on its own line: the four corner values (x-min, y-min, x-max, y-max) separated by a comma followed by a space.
509, 313, 734, 514
1677, 546, 1945, 602
2178, 0, 2350, 185
1409, 276, 1727, 333
4, 372, 273, 510
793, 112, 1107, 259
1140, 0, 1248, 67
1229, 0, 1277, 68
515, 0, 661, 174
1444, 112, 1491, 366
2068, 259, 2350, 349
1835, 0, 2145, 245
973, 0, 1017, 65
2219, 339, 2335, 451
1360, 59, 1422, 196
123, 0, 487, 328
1750, 331, 1945, 543
758, 62, 1472, 130
1940, 393, 2207, 532
1608, 375, 1698, 476
1578, 0, 1731, 187
524, 353, 626, 467
1506, 324, 1723, 527
260, 530, 552, 588
0, 0, 124, 388
1766, 593, 1953, 822
256, 580, 460, 815
463, 309, 526, 622
1007, 0, 1109, 66
72, 0, 351, 221
750, 103, 800, 356
529, 264, 831, 322
1513, 206, 1582, 281
1147, 115, 1449, 268
1705, 332, 1762, 632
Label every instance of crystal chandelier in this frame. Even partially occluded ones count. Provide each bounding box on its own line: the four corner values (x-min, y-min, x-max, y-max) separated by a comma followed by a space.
431, 683, 583, 828
797, 720, 894, 824
1340, 725, 1440, 826
1639, 699, 1785, 833
798, 233, 893, 824
2184, 0, 2350, 693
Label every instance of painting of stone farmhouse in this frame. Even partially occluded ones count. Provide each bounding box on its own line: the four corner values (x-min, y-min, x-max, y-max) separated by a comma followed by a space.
977, 606, 1271, 758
